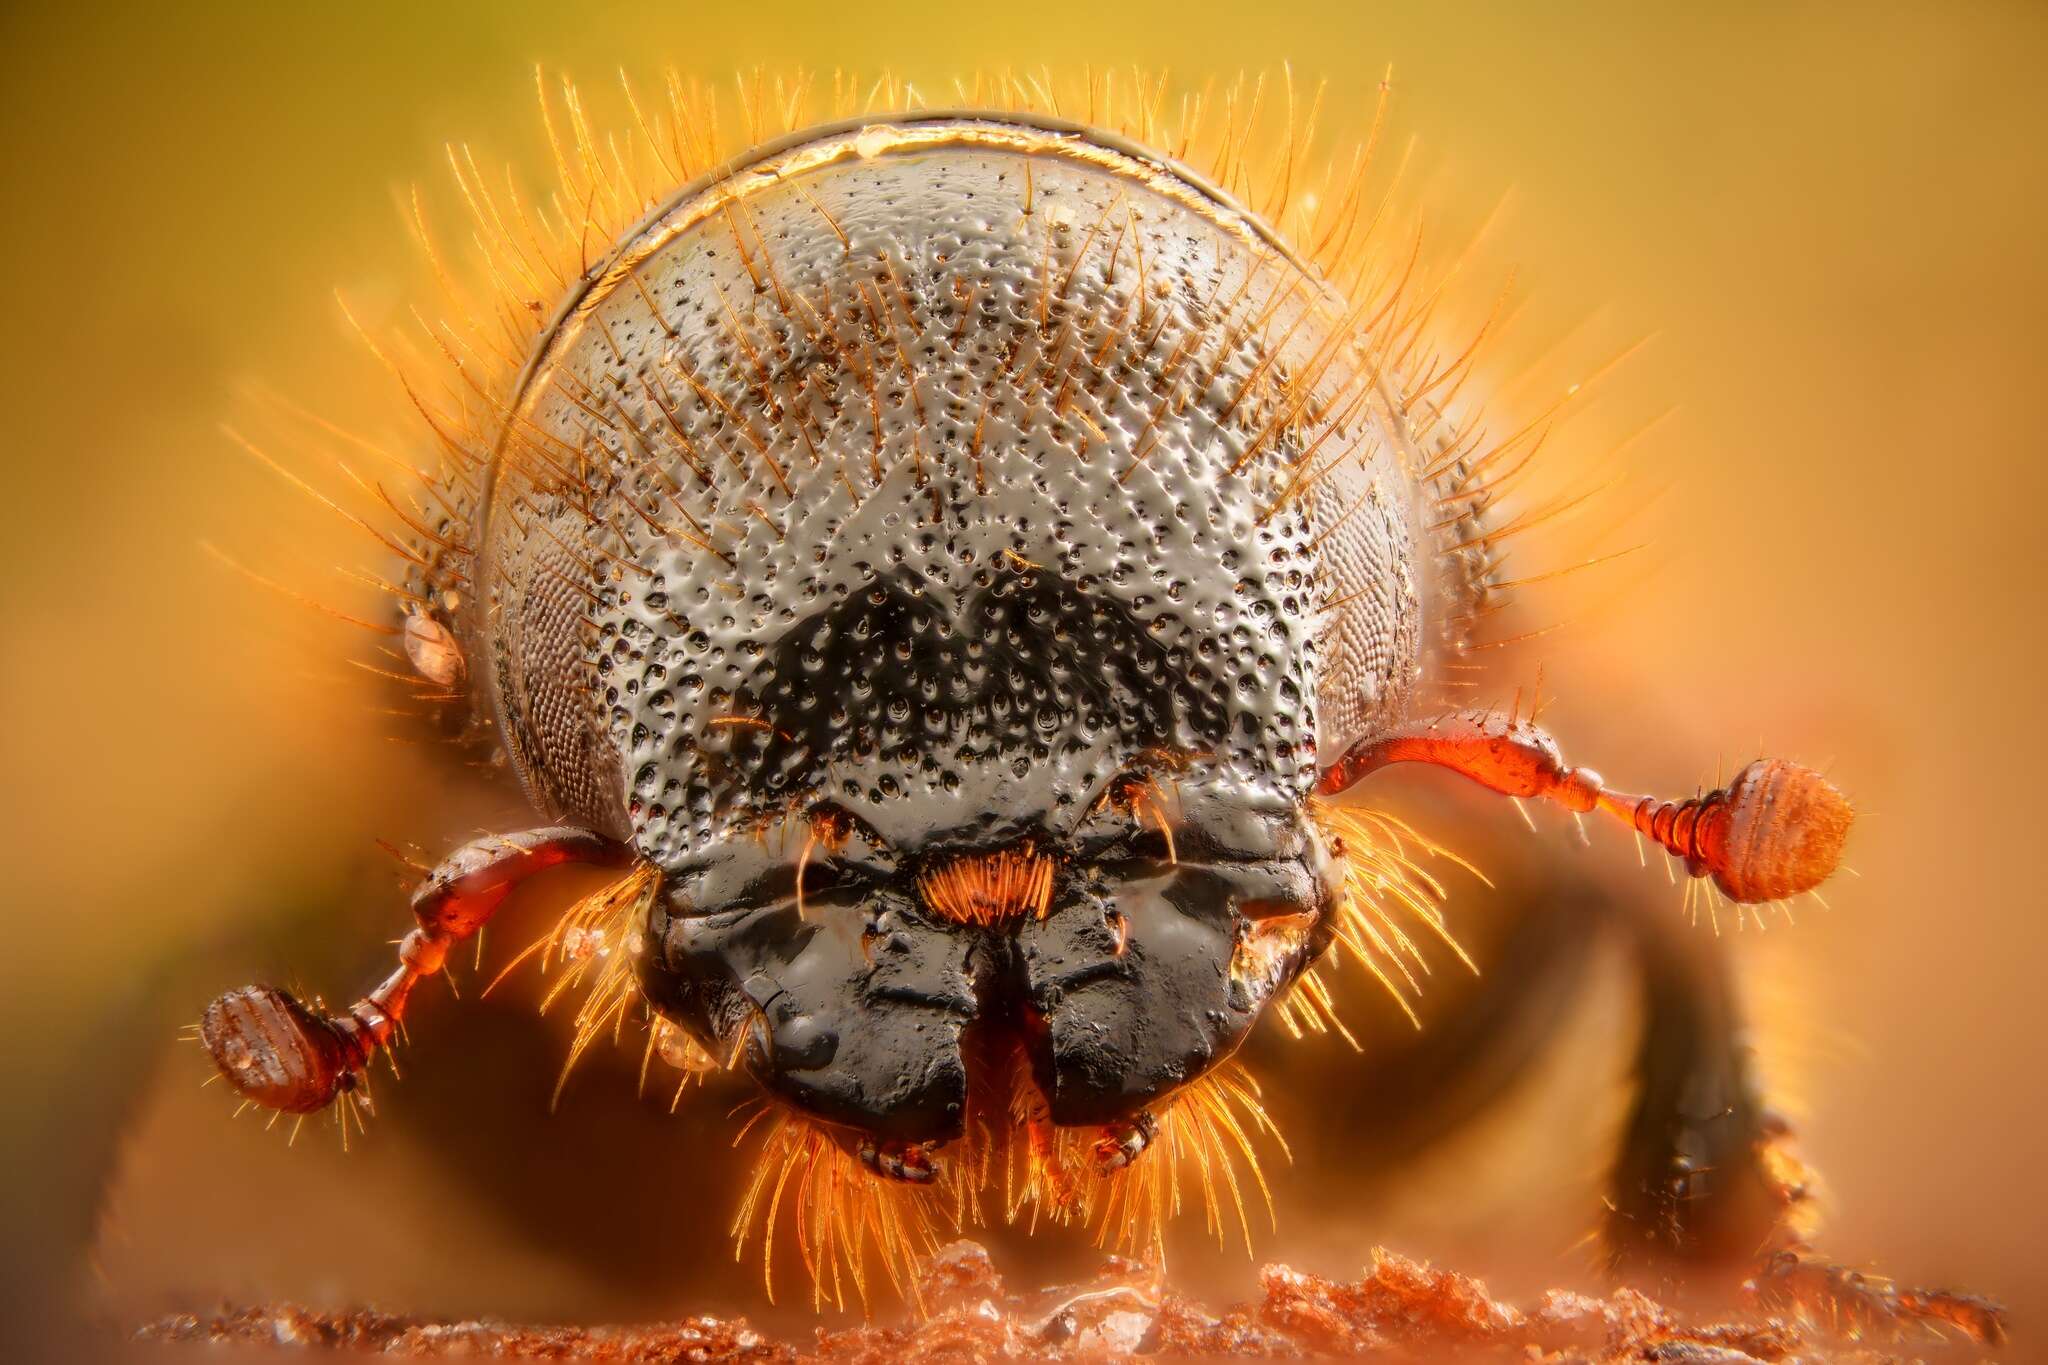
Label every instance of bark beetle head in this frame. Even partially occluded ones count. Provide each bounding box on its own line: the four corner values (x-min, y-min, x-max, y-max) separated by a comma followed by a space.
459, 115, 1425, 1151
636, 775, 1341, 1141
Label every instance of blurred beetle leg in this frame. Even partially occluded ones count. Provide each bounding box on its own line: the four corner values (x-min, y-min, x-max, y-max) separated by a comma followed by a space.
1094, 1109, 1159, 1172
1604, 897, 2008, 1344
1603, 903, 1787, 1273
1319, 708, 1853, 905
199, 825, 634, 1116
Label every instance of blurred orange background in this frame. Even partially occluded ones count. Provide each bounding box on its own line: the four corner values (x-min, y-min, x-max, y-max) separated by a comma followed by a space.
2, 0, 2044, 1354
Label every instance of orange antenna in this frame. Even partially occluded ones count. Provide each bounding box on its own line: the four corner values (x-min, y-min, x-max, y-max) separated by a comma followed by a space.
1321, 708, 1852, 905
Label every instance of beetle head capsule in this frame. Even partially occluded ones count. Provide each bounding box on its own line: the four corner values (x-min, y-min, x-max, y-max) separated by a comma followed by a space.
458, 114, 1425, 1152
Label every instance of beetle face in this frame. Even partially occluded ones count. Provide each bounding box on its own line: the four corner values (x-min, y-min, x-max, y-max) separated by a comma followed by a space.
637, 775, 1343, 1145
465, 114, 1425, 1165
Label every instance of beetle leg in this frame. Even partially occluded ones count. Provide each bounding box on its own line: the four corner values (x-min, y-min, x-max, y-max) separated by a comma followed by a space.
1603, 903, 1787, 1272
1606, 903, 2006, 1344
1094, 1109, 1159, 1172
855, 1135, 940, 1184
199, 825, 634, 1116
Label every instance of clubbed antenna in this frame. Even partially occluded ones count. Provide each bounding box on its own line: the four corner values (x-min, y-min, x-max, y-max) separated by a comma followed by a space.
1621, 757, 1852, 904
1320, 708, 1853, 906
198, 826, 637, 1121
201, 985, 379, 1116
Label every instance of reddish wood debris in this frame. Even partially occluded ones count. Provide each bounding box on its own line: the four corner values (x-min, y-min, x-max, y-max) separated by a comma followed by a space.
136, 1241, 1991, 1362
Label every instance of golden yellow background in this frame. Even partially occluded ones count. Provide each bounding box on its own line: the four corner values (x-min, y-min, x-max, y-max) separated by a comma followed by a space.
3, 0, 2045, 1351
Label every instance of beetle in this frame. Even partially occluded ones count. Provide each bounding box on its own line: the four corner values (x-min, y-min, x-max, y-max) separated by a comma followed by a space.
195, 79, 1999, 1338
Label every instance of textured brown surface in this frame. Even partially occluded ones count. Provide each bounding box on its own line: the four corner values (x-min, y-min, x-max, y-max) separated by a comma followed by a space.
136, 1240, 1984, 1363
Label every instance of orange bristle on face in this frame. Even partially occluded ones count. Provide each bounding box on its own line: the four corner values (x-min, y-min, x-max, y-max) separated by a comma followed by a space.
915, 844, 1058, 926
